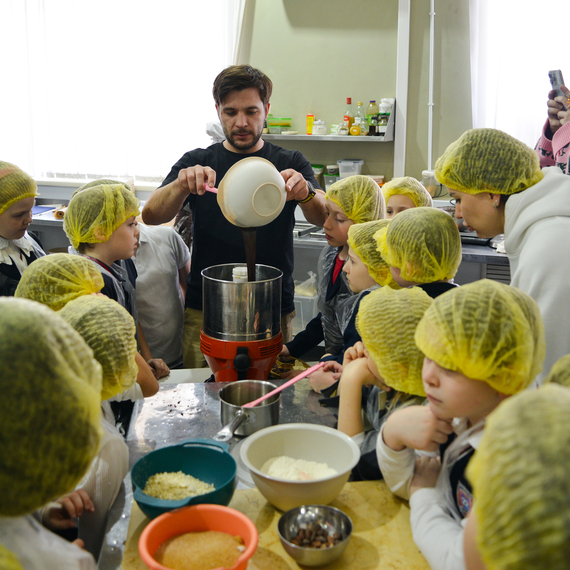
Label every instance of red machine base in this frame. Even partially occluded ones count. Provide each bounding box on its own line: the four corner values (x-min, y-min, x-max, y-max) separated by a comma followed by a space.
200, 330, 283, 382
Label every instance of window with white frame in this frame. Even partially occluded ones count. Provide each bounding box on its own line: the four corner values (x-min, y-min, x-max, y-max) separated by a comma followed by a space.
0, 0, 246, 183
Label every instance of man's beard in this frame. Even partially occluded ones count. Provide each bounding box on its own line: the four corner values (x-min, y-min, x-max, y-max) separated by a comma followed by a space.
224, 127, 263, 151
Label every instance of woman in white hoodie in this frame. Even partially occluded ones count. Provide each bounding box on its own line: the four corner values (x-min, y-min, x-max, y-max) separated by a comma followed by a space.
435, 128, 570, 385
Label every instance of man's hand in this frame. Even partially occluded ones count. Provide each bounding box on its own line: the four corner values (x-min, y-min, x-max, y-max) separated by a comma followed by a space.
382, 405, 454, 452
42, 489, 94, 531
281, 169, 310, 202
177, 165, 217, 196
147, 358, 170, 379
410, 456, 442, 495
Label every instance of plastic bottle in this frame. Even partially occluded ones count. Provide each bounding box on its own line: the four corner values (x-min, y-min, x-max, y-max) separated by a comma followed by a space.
366, 100, 379, 135
343, 98, 354, 129
355, 101, 367, 135
306, 114, 314, 135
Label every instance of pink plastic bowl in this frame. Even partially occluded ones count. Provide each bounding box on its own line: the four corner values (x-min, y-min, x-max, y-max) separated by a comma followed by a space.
139, 504, 259, 570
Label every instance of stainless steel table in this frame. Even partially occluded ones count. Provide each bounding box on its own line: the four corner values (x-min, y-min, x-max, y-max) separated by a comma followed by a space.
99, 379, 337, 569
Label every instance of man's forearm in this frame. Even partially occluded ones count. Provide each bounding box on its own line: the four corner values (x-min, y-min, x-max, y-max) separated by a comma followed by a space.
299, 189, 326, 226
142, 180, 188, 225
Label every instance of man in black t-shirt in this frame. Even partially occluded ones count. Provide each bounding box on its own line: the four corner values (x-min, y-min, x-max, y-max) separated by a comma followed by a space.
142, 65, 326, 368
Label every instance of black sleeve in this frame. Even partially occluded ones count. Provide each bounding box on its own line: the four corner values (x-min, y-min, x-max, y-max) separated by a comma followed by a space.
285, 313, 324, 358
351, 449, 384, 481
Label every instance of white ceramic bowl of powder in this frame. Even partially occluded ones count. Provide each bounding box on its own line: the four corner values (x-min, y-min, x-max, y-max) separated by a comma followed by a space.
240, 423, 360, 511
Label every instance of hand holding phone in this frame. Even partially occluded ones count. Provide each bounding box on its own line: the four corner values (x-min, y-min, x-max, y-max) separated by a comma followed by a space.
549, 69, 567, 110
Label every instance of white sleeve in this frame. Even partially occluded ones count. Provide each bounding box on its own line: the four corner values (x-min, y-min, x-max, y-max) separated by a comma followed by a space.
106, 381, 143, 402
76, 423, 129, 560
168, 227, 191, 268
409, 488, 467, 570
376, 423, 416, 500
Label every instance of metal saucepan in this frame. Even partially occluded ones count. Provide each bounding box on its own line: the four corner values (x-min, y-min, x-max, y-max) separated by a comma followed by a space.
213, 380, 280, 443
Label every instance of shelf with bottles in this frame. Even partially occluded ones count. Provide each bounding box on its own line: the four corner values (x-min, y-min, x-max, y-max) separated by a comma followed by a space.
264, 102, 395, 143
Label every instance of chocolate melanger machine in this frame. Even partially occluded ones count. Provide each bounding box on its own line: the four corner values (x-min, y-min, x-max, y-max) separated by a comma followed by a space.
199, 157, 289, 382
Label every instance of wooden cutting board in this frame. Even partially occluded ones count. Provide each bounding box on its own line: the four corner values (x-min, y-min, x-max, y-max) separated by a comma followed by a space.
121, 481, 430, 570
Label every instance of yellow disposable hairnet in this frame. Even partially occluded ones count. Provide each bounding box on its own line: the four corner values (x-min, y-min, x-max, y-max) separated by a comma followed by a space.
382, 176, 433, 208
59, 295, 138, 401
0, 298, 102, 517
415, 279, 545, 394
326, 175, 385, 223
376, 207, 461, 283
467, 384, 570, 570
347, 220, 399, 288
0, 544, 23, 570
356, 286, 433, 396
435, 128, 544, 195
15, 253, 104, 310
544, 353, 570, 388
63, 183, 140, 249
0, 161, 38, 215
71, 178, 135, 198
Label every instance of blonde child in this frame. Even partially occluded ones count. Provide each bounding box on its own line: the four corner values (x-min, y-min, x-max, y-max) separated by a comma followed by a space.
0, 162, 45, 295
0, 298, 102, 569
382, 176, 433, 219
336, 286, 432, 480
378, 279, 546, 570
376, 206, 461, 298
463, 384, 570, 570
43, 296, 139, 561
310, 219, 399, 395
283, 175, 384, 360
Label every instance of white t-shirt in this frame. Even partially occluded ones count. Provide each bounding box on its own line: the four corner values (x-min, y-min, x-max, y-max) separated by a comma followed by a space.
133, 224, 190, 368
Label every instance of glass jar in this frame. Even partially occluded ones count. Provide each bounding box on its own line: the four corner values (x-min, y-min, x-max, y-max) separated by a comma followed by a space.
421, 170, 437, 197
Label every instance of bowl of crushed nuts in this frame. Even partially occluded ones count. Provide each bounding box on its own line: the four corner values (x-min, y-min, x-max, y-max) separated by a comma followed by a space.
277, 504, 352, 566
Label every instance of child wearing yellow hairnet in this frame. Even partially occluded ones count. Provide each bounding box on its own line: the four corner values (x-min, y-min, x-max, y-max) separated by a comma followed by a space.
0, 162, 46, 296
37, 295, 139, 561
336, 286, 432, 480
64, 180, 163, 433
463, 384, 570, 570
0, 298, 102, 569
376, 206, 461, 298
382, 176, 433, 218
377, 279, 546, 570
310, 219, 399, 396
282, 175, 384, 361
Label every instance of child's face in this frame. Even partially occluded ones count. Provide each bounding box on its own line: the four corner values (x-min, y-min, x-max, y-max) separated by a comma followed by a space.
323, 199, 354, 248
0, 197, 35, 240
386, 194, 415, 219
363, 343, 390, 391
422, 357, 504, 425
343, 247, 377, 292
105, 216, 140, 261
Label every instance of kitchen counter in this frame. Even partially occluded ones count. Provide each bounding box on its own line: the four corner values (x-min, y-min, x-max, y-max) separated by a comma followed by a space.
99, 378, 338, 569
121, 481, 430, 570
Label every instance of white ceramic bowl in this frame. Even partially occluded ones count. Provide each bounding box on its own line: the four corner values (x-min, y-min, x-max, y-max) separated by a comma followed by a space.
240, 423, 360, 511
217, 156, 287, 228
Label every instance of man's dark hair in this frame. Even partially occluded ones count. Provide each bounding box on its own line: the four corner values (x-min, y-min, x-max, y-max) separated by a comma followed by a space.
212, 65, 273, 106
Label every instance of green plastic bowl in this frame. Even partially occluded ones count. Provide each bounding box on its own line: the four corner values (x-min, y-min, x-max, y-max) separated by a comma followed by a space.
131, 439, 237, 519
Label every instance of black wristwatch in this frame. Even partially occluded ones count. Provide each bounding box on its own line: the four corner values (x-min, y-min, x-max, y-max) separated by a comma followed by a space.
298, 180, 316, 204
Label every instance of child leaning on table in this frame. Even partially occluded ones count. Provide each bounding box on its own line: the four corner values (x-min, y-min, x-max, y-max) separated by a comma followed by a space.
310, 219, 400, 395
463, 383, 570, 570
283, 175, 385, 360
337, 286, 433, 480
0, 297, 103, 570
382, 176, 433, 218
375, 206, 461, 299
377, 279, 546, 570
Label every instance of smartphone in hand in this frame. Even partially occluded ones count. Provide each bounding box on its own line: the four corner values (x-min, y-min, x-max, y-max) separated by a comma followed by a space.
549, 69, 567, 109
